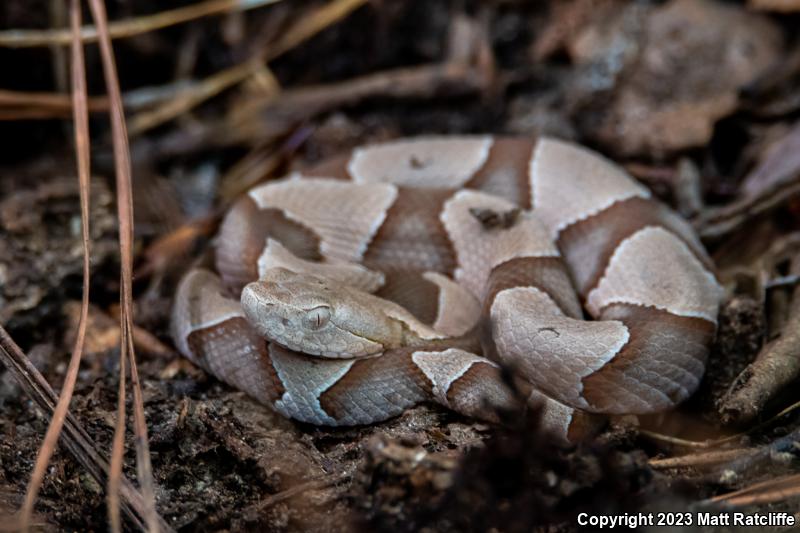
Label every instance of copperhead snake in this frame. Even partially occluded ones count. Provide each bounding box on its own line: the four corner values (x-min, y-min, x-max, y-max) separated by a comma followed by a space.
171, 136, 724, 439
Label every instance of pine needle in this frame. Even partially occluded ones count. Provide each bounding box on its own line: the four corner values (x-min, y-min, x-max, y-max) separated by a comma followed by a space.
18, 1, 92, 530
86, 0, 159, 530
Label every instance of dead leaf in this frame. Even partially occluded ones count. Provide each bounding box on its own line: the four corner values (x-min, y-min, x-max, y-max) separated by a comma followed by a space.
748, 0, 800, 12
742, 120, 800, 197
580, 0, 783, 157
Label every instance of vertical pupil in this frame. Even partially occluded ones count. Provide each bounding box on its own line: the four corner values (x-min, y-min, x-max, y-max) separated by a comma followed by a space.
305, 306, 330, 330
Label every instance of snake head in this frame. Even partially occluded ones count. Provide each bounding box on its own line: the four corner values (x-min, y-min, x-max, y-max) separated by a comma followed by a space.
241, 267, 408, 358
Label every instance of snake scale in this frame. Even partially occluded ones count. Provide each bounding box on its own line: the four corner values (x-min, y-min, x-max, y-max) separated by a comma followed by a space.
171, 136, 724, 440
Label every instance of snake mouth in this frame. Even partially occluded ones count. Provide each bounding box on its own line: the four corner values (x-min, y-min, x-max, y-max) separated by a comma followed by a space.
278, 342, 382, 360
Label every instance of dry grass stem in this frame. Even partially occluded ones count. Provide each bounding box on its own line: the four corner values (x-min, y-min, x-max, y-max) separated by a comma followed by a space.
128, 0, 368, 135
0, 0, 282, 48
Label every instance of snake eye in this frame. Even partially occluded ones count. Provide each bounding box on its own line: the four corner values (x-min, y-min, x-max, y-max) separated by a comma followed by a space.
302, 306, 331, 330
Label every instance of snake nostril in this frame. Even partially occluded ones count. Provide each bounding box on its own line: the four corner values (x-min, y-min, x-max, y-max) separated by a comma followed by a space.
281, 318, 290, 327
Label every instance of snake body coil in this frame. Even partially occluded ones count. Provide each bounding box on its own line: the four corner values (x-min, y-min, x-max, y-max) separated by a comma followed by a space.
172, 136, 723, 439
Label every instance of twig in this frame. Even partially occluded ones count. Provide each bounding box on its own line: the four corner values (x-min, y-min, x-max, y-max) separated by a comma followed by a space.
706, 473, 800, 507
0, 81, 210, 121
0, 89, 108, 114
128, 0, 368, 135
134, 215, 218, 280
719, 246, 800, 425
694, 174, 800, 240
766, 274, 800, 290
129, 58, 261, 135
638, 429, 725, 450
225, 61, 489, 142
241, 474, 348, 519
18, 2, 93, 530
649, 448, 757, 470
712, 427, 800, 484
48, 0, 69, 96
639, 399, 800, 452
137, 56, 488, 160
135, 13, 490, 158
86, 1, 158, 530
0, 327, 171, 531
218, 143, 286, 203
719, 319, 800, 425
0, 0, 282, 48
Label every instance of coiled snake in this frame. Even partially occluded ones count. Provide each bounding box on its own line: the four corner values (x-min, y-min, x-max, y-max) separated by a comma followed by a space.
172, 136, 723, 439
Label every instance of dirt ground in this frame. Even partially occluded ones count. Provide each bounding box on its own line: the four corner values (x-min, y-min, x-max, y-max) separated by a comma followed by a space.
2, 0, 800, 531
